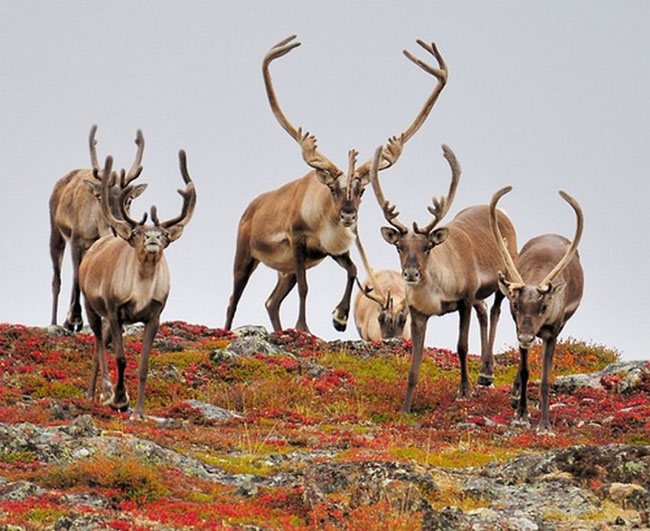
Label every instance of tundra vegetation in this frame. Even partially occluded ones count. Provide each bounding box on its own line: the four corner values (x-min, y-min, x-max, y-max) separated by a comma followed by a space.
0, 322, 648, 529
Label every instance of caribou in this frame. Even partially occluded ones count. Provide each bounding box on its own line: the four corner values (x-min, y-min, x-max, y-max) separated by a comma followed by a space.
49, 125, 147, 331
369, 146, 518, 412
353, 232, 410, 341
79, 152, 196, 420
224, 35, 448, 333
354, 271, 411, 341
489, 186, 584, 434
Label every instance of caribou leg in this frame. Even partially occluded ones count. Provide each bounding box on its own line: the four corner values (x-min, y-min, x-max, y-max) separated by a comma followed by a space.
225, 241, 259, 330
402, 306, 429, 413
265, 273, 297, 331
330, 252, 357, 332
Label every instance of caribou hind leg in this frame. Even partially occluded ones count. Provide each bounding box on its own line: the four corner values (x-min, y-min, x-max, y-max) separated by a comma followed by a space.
265, 273, 297, 331
49, 224, 66, 326
225, 241, 259, 330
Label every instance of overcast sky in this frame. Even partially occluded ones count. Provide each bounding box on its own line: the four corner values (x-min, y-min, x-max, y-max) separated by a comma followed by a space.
1, 1, 648, 361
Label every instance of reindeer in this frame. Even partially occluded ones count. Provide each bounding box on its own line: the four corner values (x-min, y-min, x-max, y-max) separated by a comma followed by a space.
354, 271, 411, 341
225, 35, 448, 333
369, 146, 518, 412
353, 232, 410, 341
79, 152, 196, 420
489, 186, 584, 434
49, 125, 147, 331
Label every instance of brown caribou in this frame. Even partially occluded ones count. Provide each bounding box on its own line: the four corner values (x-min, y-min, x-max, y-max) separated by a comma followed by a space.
224, 35, 448, 333
353, 232, 410, 341
354, 270, 411, 341
369, 145, 518, 412
79, 152, 196, 420
489, 186, 584, 434
49, 125, 146, 331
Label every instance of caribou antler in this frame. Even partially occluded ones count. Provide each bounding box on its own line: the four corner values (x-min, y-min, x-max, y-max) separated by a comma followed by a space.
89, 124, 99, 171
413, 144, 460, 234
160, 150, 197, 229
122, 129, 145, 187
263, 35, 342, 179
489, 186, 525, 287
537, 191, 584, 292
369, 146, 408, 234
356, 40, 448, 180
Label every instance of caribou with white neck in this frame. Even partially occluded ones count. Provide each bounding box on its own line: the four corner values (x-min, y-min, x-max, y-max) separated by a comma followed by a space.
80, 152, 196, 420
224, 35, 448, 333
369, 145, 518, 412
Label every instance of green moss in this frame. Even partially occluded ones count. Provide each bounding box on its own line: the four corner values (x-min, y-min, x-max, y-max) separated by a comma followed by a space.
150, 350, 206, 370
0, 450, 37, 464
26, 508, 68, 524
387, 446, 518, 468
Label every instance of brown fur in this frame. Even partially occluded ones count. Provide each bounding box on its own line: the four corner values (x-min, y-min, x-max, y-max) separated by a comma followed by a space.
354, 270, 411, 341
225, 36, 449, 333
80, 152, 195, 420
49, 126, 146, 331
491, 188, 584, 434
370, 146, 518, 411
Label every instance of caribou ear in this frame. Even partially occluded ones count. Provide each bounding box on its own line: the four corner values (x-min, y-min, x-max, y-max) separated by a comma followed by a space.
498, 271, 520, 297
429, 227, 449, 246
130, 183, 148, 199
166, 224, 185, 243
381, 226, 401, 245
315, 169, 338, 188
539, 281, 566, 297
84, 180, 102, 199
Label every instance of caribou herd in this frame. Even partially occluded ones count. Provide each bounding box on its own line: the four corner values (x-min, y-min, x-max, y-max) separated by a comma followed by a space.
48, 36, 584, 432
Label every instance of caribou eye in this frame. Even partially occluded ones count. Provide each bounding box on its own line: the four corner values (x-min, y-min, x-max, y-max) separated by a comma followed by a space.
541, 304, 548, 313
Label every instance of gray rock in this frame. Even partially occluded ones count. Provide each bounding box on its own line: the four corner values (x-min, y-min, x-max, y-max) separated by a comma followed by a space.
0, 480, 46, 501
183, 399, 242, 420
62, 492, 109, 509
233, 325, 269, 338
554, 360, 649, 393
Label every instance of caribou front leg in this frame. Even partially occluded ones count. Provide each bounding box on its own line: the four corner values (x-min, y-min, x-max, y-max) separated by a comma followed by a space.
402, 306, 429, 413
131, 311, 161, 421
293, 237, 310, 333
330, 252, 357, 332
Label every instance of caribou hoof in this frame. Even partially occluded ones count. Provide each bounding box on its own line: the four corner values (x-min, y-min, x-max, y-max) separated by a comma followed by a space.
511, 415, 531, 428
477, 373, 494, 387
105, 388, 130, 412
130, 411, 146, 422
509, 395, 521, 409
332, 310, 348, 332
536, 426, 556, 437
63, 317, 83, 333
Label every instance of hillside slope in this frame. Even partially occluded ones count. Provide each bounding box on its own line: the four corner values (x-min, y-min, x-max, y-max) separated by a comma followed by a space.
0, 322, 648, 529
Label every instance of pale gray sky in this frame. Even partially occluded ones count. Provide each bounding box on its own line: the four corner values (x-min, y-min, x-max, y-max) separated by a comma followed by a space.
1, 1, 648, 360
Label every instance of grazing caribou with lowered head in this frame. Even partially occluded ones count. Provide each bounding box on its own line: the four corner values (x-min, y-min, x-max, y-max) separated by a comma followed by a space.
224, 35, 448, 333
369, 146, 518, 412
49, 125, 147, 331
80, 152, 196, 420
489, 186, 584, 434
354, 271, 411, 341
353, 232, 410, 341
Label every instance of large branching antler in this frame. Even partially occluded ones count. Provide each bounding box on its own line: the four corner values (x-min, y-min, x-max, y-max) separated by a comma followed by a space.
538, 190, 584, 292
489, 186, 525, 287
97, 157, 141, 239
356, 40, 448, 181
369, 146, 408, 234
413, 144, 460, 234
263, 35, 342, 180
160, 150, 197, 229
122, 129, 145, 187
